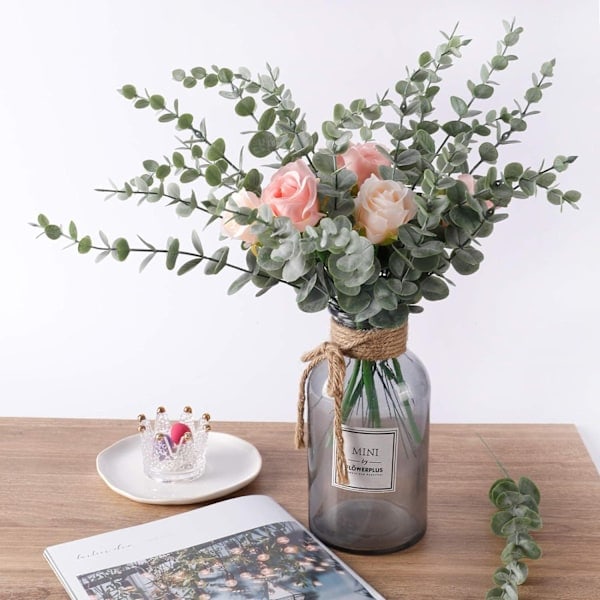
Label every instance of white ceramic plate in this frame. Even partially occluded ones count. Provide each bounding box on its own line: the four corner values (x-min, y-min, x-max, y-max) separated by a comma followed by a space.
96, 432, 262, 505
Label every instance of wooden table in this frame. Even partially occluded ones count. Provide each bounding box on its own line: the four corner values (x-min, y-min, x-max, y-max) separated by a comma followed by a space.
1, 419, 598, 599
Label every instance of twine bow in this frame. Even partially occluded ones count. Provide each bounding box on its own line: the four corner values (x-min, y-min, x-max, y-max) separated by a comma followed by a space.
296, 319, 408, 486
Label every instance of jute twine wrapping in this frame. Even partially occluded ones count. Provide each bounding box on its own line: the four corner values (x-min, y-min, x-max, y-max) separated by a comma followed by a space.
296, 319, 408, 485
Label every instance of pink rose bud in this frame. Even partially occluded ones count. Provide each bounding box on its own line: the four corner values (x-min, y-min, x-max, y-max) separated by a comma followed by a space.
457, 173, 476, 195
220, 189, 262, 244
354, 175, 417, 244
261, 159, 322, 232
457, 173, 494, 210
337, 142, 391, 186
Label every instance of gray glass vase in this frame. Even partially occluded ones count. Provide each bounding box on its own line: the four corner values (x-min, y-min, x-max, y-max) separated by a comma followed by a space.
305, 311, 430, 554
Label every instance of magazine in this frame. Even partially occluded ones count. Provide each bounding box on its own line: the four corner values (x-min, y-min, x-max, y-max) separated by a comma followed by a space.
44, 494, 386, 599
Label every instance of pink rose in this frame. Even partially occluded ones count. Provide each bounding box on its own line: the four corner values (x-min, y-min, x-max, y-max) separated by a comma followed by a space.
354, 175, 417, 244
220, 189, 262, 244
337, 143, 391, 185
261, 160, 322, 232
457, 173, 493, 210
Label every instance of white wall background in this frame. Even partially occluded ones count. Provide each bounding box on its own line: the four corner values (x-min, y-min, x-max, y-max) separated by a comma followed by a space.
1, 0, 599, 470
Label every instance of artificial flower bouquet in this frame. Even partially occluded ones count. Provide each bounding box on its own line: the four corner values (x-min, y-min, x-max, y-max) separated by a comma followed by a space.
35, 20, 579, 332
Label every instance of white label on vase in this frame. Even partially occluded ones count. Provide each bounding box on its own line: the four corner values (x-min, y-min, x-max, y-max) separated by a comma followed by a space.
332, 426, 398, 492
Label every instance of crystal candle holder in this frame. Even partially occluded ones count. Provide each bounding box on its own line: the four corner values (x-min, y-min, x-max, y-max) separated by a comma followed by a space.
138, 406, 210, 482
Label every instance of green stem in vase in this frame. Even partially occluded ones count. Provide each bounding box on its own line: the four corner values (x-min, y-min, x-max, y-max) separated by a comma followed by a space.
392, 358, 423, 445
341, 359, 362, 422
377, 362, 414, 456
361, 360, 381, 427
403, 399, 423, 445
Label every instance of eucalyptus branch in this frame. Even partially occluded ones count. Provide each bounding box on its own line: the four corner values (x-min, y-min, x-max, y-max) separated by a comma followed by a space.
32, 216, 297, 290
94, 187, 273, 227
432, 19, 523, 166
175, 63, 317, 171
119, 85, 246, 182
479, 435, 543, 600
392, 22, 466, 178
469, 62, 555, 174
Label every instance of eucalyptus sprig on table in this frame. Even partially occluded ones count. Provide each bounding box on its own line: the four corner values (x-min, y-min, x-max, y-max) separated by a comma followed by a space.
482, 437, 543, 600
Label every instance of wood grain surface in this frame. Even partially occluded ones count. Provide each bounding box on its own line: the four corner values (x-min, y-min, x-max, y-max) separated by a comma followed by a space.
0, 419, 598, 599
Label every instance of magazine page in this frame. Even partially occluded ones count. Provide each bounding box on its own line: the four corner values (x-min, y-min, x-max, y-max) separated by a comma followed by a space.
44, 494, 385, 599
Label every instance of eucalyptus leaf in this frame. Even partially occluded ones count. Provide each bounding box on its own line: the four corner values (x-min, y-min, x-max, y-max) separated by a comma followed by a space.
420, 276, 449, 301
44, 225, 62, 240
112, 237, 130, 262
206, 138, 226, 161
177, 258, 203, 276
204, 247, 229, 275
249, 131, 277, 158
78, 236, 92, 254
166, 238, 179, 270
228, 272, 253, 295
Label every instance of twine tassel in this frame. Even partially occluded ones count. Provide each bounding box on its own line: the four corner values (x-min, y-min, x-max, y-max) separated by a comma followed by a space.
296, 342, 350, 485
296, 320, 408, 488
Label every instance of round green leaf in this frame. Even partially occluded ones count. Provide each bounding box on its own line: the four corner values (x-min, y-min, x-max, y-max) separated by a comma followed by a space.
203, 73, 218, 87
190, 66, 206, 79
525, 87, 543, 103
180, 168, 200, 183
44, 225, 62, 240
172, 152, 185, 169
143, 159, 159, 173
297, 285, 330, 313
547, 189, 563, 205
564, 190, 581, 204
120, 84, 137, 99
149, 95, 165, 110
257, 108, 276, 131
473, 84, 494, 99
156, 164, 171, 180
112, 238, 130, 262
235, 96, 256, 117
206, 138, 226, 161
491, 55, 509, 70
518, 477, 541, 505
479, 142, 499, 163
519, 537, 542, 560
248, 131, 277, 158
489, 478, 518, 505
450, 96, 468, 117
242, 168, 262, 192
420, 276, 449, 301
177, 113, 194, 129
78, 236, 92, 254
204, 164, 222, 186
503, 162, 523, 182
217, 68, 233, 83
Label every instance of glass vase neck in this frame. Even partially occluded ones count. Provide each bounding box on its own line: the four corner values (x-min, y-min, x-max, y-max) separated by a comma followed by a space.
327, 304, 373, 331
328, 314, 409, 362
